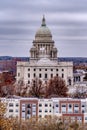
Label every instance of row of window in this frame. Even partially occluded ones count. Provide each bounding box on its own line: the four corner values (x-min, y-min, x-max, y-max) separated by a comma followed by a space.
39, 110, 52, 113
61, 110, 80, 113
28, 73, 64, 78
39, 104, 58, 107
27, 73, 64, 84
22, 110, 36, 114
39, 110, 83, 114
9, 103, 19, 107
61, 104, 79, 107
9, 109, 18, 112
21, 103, 80, 108
22, 104, 36, 108
39, 104, 52, 107
38, 104, 82, 108
39, 115, 51, 118
28, 68, 64, 72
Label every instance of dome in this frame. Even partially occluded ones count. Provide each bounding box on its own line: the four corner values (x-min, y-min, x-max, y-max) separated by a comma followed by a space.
35, 16, 52, 37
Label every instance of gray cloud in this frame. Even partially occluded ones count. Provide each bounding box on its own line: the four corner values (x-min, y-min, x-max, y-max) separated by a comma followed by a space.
0, 0, 87, 57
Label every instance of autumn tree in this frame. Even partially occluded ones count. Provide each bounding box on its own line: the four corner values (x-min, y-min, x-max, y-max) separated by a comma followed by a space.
29, 77, 44, 98
0, 101, 7, 130
69, 122, 79, 130
46, 76, 68, 97
0, 71, 15, 86
0, 101, 22, 130
0, 71, 15, 97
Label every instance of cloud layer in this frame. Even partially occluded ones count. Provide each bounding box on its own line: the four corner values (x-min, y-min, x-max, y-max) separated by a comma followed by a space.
0, 0, 87, 57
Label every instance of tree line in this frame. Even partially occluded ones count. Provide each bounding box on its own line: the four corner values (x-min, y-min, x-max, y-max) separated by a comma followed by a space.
0, 72, 68, 98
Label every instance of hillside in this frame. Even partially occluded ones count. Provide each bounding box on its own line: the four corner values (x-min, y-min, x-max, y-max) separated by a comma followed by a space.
0, 56, 87, 74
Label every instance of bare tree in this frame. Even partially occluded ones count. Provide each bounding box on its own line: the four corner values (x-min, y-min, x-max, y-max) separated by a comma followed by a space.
14, 78, 29, 96
46, 76, 68, 97
0, 85, 14, 97
29, 77, 44, 98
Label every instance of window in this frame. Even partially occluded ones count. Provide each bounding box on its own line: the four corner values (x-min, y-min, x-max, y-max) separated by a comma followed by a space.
27, 104, 31, 108
9, 103, 13, 107
34, 69, 36, 71
62, 73, 64, 78
32, 104, 36, 107
22, 106, 25, 111
28, 68, 30, 71
61, 109, 66, 113
22, 104, 25, 107
39, 104, 42, 107
62, 69, 64, 71
74, 104, 79, 107
68, 104, 72, 108
15, 109, 18, 112
39, 73, 42, 78
39, 69, 41, 71
45, 104, 48, 107
51, 69, 53, 71
82, 110, 84, 113
45, 110, 48, 113
82, 105, 85, 107
49, 110, 51, 113
34, 73, 36, 78
45, 69, 47, 71
51, 74, 53, 78
28, 73, 30, 77
62, 105, 66, 107
17, 72, 20, 77
49, 104, 51, 107
74, 110, 79, 113
39, 110, 42, 112
22, 110, 25, 112
56, 74, 58, 77
45, 74, 47, 79
22, 113, 25, 118
32, 111, 36, 116
28, 80, 30, 84
56, 69, 58, 71
56, 104, 58, 107
16, 103, 19, 107
9, 109, 13, 112
27, 110, 31, 114
68, 79, 71, 85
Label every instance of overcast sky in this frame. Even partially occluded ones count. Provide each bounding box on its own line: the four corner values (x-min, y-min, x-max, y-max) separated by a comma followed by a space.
0, 0, 87, 57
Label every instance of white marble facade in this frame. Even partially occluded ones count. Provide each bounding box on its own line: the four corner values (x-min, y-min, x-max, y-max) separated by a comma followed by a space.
17, 16, 73, 86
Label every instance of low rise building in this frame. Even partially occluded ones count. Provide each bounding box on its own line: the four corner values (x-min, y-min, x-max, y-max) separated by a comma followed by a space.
19, 98, 38, 120
1, 96, 87, 124
1, 96, 20, 118
38, 99, 53, 118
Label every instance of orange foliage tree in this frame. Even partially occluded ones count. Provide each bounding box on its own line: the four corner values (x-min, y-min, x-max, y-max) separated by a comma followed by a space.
46, 76, 68, 97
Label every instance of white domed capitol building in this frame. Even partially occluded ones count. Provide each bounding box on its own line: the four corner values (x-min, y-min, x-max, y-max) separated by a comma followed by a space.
17, 16, 73, 86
